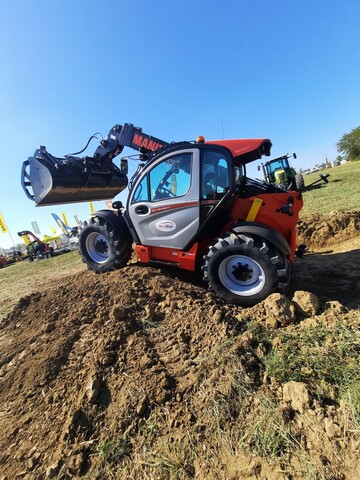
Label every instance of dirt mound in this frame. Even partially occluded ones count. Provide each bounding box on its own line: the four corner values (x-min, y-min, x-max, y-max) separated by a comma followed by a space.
0, 212, 359, 479
293, 210, 360, 309
298, 210, 360, 250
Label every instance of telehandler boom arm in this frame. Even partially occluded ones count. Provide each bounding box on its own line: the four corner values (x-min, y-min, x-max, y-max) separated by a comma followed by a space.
21, 123, 169, 207
89, 123, 169, 166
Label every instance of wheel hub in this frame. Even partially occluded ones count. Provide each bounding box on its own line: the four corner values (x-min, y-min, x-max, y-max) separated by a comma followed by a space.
218, 254, 266, 297
95, 239, 108, 254
232, 262, 254, 282
85, 232, 110, 264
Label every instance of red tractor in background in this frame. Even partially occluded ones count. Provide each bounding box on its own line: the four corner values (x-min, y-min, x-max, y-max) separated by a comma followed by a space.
17, 231, 53, 261
21, 123, 303, 306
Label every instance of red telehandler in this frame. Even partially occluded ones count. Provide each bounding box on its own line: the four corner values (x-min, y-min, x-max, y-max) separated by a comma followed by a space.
21, 123, 303, 306
17, 231, 53, 261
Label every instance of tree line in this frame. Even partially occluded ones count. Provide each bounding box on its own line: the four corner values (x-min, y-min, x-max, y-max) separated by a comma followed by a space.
337, 126, 360, 161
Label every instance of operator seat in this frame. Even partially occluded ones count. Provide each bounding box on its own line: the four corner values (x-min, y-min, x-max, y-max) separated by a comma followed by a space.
203, 172, 216, 198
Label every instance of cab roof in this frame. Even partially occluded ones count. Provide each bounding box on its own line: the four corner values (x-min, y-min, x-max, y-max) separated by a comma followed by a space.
205, 138, 272, 164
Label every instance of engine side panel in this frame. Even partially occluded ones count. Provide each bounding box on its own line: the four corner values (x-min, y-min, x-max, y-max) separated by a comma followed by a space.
229, 192, 303, 261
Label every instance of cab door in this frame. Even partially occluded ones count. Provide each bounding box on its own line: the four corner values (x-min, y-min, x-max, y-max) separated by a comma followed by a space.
128, 149, 200, 250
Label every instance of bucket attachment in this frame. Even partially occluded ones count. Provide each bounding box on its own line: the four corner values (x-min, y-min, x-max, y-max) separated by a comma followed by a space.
21, 147, 128, 206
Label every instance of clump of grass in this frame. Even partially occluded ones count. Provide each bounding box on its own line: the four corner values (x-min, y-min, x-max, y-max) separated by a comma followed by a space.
108, 409, 198, 479
264, 319, 360, 404
97, 436, 132, 466
147, 447, 196, 479
344, 382, 360, 428
191, 335, 298, 460
241, 396, 297, 458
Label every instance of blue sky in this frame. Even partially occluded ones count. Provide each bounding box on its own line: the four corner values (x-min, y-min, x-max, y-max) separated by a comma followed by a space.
0, 0, 359, 249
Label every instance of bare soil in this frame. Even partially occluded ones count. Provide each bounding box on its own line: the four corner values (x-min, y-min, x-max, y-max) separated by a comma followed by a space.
0, 211, 359, 479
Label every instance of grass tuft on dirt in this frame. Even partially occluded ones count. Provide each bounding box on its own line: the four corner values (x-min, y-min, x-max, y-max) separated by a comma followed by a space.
265, 319, 360, 405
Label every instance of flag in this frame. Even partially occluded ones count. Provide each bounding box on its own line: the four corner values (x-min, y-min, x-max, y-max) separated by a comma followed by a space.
20, 233, 31, 245
0, 211, 8, 233
74, 214, 80, 225
62, 212, 69, 226
50, 226, 57, 234
51, 213, 70, 238
89, 202, 95, 213
43, 233, 60, 242
31, 221, 41, 234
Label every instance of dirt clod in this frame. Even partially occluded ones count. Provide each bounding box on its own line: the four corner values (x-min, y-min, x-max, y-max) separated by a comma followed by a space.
264, 293, 296, 327
292, 290, 320, 318
283, 381, 310, 413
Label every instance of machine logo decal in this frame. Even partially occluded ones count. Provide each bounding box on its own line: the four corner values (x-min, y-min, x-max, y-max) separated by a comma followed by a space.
132, 133, 165, 151
156, 220, 176, 232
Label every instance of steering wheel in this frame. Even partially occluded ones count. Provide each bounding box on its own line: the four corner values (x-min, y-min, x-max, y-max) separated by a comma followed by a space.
155, 186, 176, 199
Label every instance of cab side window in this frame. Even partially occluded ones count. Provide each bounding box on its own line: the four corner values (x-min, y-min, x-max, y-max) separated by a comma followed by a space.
149, 153, 192, 201
132, 175, 149, 203
201, 150, 230, 200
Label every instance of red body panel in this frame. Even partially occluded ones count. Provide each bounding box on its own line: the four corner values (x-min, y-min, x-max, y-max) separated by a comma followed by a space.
229, 192, 303, 262
136, 244, 198, 271
135, 191, 302, 268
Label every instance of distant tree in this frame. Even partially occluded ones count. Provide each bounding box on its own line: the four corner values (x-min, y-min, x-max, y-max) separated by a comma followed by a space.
336, 126, 360, 161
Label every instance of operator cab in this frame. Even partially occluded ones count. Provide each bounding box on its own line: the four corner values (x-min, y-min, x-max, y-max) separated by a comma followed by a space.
127, 143, 244, 250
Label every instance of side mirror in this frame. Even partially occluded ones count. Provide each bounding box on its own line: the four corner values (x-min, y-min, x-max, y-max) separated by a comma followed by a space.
120, 158, 128, 175
112, 201, 123, 211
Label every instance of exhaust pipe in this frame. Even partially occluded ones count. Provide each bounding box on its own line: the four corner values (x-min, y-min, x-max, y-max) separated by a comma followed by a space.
21, 147, 128, 206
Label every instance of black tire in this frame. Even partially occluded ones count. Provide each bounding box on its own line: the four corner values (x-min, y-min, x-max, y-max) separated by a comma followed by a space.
202, 232, 289, 306
79, 216, 132, 273
295, 173, 305, 192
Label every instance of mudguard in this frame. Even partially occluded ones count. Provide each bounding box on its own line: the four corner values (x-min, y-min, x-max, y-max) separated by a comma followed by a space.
90, 209, 133, 242
233, 221, 291, 256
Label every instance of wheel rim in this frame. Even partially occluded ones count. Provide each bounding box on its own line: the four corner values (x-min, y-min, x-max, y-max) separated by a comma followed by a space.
218, 255, 266, 296
85, 232, 110, 263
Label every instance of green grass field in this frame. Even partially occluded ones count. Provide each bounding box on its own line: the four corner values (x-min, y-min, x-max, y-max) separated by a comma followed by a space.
301, 161, 360, 215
